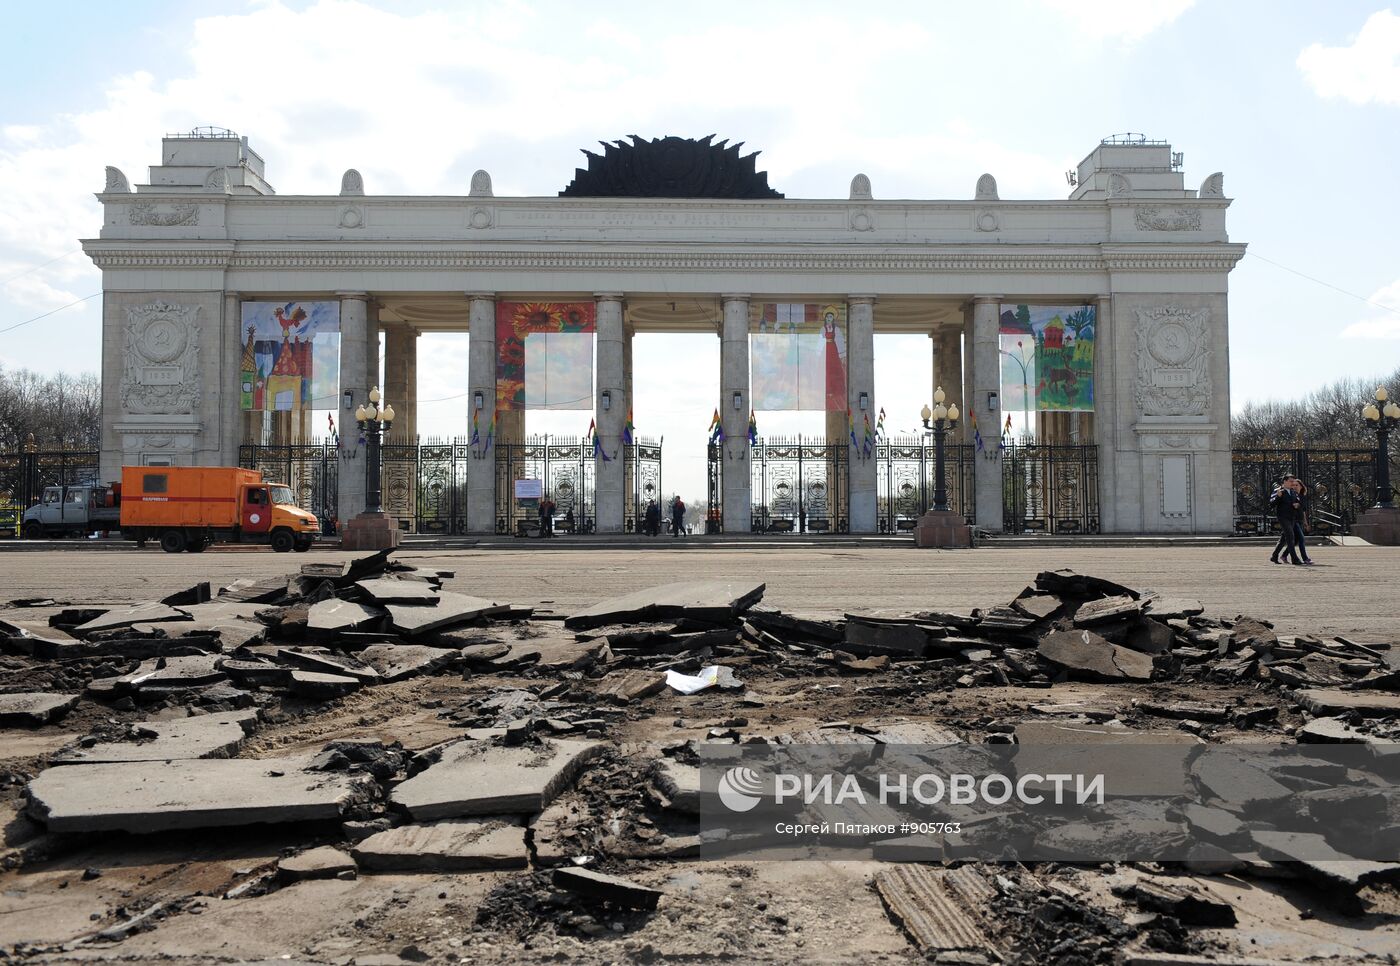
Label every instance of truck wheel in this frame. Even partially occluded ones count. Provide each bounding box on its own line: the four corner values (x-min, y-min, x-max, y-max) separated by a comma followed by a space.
270, 529, 295, 553
186, 537, 208, 553
159, 530, 187, 554
22, 522, 43, 540
293, 536, 313, 552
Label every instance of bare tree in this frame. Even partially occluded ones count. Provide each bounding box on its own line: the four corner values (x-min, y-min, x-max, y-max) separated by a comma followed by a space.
1232, 364, 1400, 450
0, 366, 102, 451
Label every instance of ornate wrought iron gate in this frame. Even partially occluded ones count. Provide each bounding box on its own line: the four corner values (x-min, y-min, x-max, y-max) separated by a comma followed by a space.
494, 436, 592, 536
1002, 442, 1100, 534
746, 436, 849, 533
626, 438, 664, 532
877, 437, 975, 532
1231, 448, 1377, 534
0, 447, 100, 509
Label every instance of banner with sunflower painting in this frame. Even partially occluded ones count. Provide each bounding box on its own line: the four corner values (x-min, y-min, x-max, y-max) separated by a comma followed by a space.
495, 302, 596, 411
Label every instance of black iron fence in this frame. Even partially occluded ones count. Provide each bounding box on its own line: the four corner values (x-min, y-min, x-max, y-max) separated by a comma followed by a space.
492, 435, 661, 536
0, 447, 100, 510
876, 437, 975, 532
1231, 448, 1382, 535
1002, 442, 1101, 534
707, 436, 850, 533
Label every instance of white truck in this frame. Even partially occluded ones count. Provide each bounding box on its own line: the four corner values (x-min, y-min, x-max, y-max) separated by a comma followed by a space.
21, 483, 121, 539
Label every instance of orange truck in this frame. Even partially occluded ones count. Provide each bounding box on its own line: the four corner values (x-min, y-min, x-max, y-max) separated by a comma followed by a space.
120, 466, 321, 553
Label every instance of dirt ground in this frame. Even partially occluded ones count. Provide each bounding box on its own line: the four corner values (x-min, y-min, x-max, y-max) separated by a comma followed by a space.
2, 541, 1399, 964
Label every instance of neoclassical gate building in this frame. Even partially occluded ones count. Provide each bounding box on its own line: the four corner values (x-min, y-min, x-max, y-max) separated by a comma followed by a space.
85, 129, 1244, 534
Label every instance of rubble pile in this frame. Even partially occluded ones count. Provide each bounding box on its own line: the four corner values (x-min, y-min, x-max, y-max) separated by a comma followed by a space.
2, 553, 1399, 962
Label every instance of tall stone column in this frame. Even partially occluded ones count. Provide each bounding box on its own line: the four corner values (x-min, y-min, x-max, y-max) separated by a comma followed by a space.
383, 324, 418, 441
720, 295, 751, 533
961, 308, 975, 446
466, 293, 497, 534
1092, 294, 1117, 533
970, 295, 1003, 531
367, 305, 383, 399
623, 323, 636, 527
221, 291, 243, 464
336, 292, 369, 523
594, 294, 626, 533
847, 296, 877, 533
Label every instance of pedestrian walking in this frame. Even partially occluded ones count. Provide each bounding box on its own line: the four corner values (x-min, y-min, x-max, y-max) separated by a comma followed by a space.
671, 496, 685, 538
1292, 480, 1314, 565
1269, 475, 1303, 565
644, 500, 660, 536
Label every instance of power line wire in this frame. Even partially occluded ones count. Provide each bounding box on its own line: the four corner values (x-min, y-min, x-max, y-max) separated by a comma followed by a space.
1245, 250, 1400, 317
0, 293, 101, 335
0, 249, 83, 285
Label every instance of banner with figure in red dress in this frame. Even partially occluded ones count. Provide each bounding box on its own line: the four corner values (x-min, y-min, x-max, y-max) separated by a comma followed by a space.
749, 302, 847, 412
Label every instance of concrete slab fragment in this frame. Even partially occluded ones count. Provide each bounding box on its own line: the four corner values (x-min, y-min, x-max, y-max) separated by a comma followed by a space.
278, 845, 357, 881
352, 818, 526, 871
1073, 594, 1144, 626
56, 710, 258, 763
355, 578, 441, 604
391, 738, 607, 819
357, 643, 459, 681
564, 579, 765, 630
114, 655, 226, 691
552, 866, 663, 910
289, 670, 363, 698
0, 692, 79, 727
26, 756, 376, 833
306, 599, 384, 634
386, 591, 507, 636
173, 601, 270, 621
75, 602, 188, 635
1038, 629, 1153, 681
1296, 689, 1400, 716
277, 648, 380, 684
1142, 597, 1204, 619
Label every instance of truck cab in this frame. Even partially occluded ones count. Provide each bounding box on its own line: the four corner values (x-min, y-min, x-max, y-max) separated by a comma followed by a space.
22, 484, 119, 539
119, 466, 319, 553
240, 482, 321, 552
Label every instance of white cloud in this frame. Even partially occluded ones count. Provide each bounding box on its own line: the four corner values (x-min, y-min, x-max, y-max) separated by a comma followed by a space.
1298, 9, 1400, 105
1341, 279, 1400, 339
1039, 0, 1196, 42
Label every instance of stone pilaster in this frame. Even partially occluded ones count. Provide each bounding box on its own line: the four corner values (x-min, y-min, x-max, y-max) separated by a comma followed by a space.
219, 292, 241, 465
336, 292, 369, 524
720, 294, 751, 533
383, 324, 418, 441
594, 293, 626, 533
846, 296, 877, 533
1093, 295, 1117, 533
960, 308, 975, 446
466, 293, 496, 534
970, 295, 1003, 531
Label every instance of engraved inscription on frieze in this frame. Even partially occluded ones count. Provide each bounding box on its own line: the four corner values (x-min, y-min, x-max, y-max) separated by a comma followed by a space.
1134, 207, 1202, 231
121, 302, 201, 415
1134, 305, 1211, 417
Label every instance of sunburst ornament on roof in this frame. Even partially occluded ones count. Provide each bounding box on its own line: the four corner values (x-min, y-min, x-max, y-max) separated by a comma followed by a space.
560, 135, 783, 199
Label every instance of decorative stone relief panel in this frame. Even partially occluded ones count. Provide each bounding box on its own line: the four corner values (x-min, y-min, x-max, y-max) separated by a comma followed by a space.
975, 210, 999, 232
849, 173, 872, 200
120, 302, 201, 414
129, 203, 200, 227
975, 174, 998, 201
341, 169, 365, 196
847, 208, 874, 231
204, 168, 230, 192
339, 205, 365, 229
1199, 172, 1224, 198
104, 166, 132, 193
1133, 305, 1212, 417
467, 206, 494, 229
1134, 207, 1202, 231
469, 169, 493, 197
1107, 174, 1133, 199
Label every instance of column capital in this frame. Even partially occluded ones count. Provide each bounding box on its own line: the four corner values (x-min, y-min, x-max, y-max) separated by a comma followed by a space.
720, 293, 750, 303
464, 291, 496, 300
847, 295, 878, 305
968, 295, 1003, 306
335, 291, 370, 301
224, 291, 241, 300
594, 292, 625, 303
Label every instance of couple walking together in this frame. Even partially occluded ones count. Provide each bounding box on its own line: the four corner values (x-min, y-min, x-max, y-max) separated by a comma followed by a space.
1269, 474, 1314, 566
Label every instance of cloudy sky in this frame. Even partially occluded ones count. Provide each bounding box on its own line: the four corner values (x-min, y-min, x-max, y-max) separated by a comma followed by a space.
2, 0, 1398, 500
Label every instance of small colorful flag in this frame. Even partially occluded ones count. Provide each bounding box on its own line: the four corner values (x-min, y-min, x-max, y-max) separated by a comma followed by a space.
1003, 414, 1012, 436
707, 408, 721, 444
483, 410, 495, 454
862, 412, 874, 457
327, 413, 338, 445
972, 412, 984, 453
588, 418, 612, 462
747, 410, 758, 446
848, 411, 859, 449
470, 408, 480, 447
623, 406, 635, 446
875, 407, 886, 439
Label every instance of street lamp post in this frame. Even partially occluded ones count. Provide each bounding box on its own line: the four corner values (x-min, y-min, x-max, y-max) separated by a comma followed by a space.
342, 386, 401, 550
1362, 386, 1399, 509
914, 386, 971, 549
920, 386, 961, 513
355, 387, 396, 514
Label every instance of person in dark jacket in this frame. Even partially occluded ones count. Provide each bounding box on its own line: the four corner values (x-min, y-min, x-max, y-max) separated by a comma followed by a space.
1269, 476, 1303, 565
644, 500, 660, 536
671, 496, 686, 538
1292, 481, 1314, 565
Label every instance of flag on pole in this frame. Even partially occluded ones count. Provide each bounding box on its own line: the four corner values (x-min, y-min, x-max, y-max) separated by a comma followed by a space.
1000, 413, 1012, 452
709, 407, 725, 445
862, 412, 874, 457
483, 409, 495, 454
623, 406, 635, 446
327, 412, 338, 446
848, 411, 859, 449
470, 408, 480, 447
972, 412, 984, 453
876, 407, 886, 439
588, 418, 612, 462
747, 410, 758, 445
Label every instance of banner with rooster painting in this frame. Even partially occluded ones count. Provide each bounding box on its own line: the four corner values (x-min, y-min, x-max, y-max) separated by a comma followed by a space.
495, 302, 596, 411
998, 304, 1095, 412
239, 301, 341, 412
748, 302, 847, 412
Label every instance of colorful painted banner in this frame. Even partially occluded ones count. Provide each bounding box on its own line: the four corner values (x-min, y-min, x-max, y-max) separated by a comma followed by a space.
496, 302, 596, 411
998, 304, 1095, 412
749, 302, 847, 412
240, 301, 340, 412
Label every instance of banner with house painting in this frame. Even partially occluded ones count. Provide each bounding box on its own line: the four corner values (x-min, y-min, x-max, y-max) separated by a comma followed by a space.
749, 302, 848, 411
239, 301, 341, 412
495, 302, 597, 411
998, 304, 1095, 412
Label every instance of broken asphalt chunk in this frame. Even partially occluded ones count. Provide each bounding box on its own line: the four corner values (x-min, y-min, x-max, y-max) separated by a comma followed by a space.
1037, 629, 1153, 681
391, 738, 606, 820
357, 643, 459, 681
56, 709, 258, 763
0, 692, 79, 726
387, 592, 508, 636
564, 579, 764, 630
306, 599, 384, 635
552, 866, 664, 911
356, 577, 441, 605
353, 818, 527, 871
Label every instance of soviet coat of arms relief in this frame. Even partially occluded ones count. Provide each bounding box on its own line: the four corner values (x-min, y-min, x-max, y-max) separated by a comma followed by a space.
120, 302, 202, 415
1133, 305, 1212, 418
